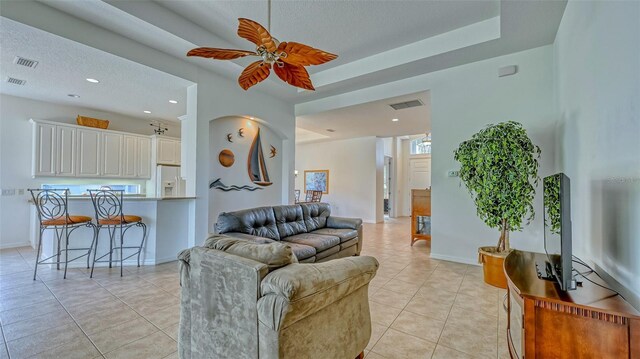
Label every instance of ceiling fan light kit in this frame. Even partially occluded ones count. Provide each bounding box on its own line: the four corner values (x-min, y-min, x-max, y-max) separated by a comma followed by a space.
187, 14, 337, 91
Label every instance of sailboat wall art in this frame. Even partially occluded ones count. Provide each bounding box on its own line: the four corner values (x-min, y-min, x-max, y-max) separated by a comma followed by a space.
248, 128, 272, 186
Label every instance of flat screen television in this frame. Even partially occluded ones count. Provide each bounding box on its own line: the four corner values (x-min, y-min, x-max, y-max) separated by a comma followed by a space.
543, 173, 575, 291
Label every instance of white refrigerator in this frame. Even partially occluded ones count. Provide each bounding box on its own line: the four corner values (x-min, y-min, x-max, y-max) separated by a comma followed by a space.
156, 165, 186, 198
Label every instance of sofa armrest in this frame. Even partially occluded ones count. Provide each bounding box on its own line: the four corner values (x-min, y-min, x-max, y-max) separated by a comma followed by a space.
257, 256, 378, 330
327, 216, 363, 230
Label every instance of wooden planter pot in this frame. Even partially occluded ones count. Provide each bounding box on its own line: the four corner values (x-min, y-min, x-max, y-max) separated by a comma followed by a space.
478, 246, 510, 289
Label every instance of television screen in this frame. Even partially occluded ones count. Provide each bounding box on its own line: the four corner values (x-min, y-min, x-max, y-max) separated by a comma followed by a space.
543, 173, 574, 291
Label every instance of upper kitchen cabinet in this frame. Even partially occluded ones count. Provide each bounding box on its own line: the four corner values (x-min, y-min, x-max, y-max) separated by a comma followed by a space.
76, 127, 101, 177
32, 121, 57, 177
31, 120, 152, 179
123, 135, 152, 178
56, 126, 76, 176
101, 132, 124, 177
137, 137, 151, 178
154, 136, 181, 166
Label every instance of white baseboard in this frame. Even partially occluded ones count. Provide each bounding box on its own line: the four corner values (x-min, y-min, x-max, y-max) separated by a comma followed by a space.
430, 252, 481, 266
0, 241, 32, 250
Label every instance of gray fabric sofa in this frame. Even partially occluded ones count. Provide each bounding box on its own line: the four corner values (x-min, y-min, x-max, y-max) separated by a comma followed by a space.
178, 235, 379, 359
216, 203, 363, 263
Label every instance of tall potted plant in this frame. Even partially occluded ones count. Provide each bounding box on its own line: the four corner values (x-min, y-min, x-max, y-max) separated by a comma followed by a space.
454, 121, 541, 288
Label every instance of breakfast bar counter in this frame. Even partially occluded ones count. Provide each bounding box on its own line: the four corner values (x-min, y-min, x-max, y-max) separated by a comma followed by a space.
29, 196, 195, 267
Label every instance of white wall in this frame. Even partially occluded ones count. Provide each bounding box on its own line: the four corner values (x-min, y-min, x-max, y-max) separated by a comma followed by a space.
295, 137, 381, 223
430, 46, 556, 264
554, 0, 640, 297
209, 116, 284, 230
0, 94, 160, 248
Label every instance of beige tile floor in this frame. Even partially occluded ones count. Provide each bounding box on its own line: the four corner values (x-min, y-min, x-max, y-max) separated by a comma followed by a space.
0, 217, 509, 359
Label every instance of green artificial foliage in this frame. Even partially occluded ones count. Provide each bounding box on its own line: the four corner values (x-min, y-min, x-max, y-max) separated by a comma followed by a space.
543, 174, 561, 235
454, 121, 541, 252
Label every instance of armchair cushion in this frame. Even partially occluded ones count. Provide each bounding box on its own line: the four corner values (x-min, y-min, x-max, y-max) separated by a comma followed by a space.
257, 256, 379, 331
203, 234, 297, 271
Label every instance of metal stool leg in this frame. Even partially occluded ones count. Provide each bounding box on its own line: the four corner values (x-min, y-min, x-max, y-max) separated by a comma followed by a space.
33, 227, 44, 281
90, 226, 101, 278
63, 225, 70, 279
108, 226, 115, 268
137, 223, 147, 267
120, 225, 124, 277
86, 223, 96, 269
55, 227, 62, 270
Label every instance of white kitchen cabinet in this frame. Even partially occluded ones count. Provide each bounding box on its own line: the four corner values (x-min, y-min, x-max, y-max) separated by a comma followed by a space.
101, 133, 123, 177
122, 135, 138, 178
32, 122, 57, 177
56, 126, 76, 176
76, 128, 101, 177
137, 137, 151, 178
156, 137, 181, 165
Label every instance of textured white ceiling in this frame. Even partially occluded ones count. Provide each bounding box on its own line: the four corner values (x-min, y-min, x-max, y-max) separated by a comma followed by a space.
153, 0, 499, 71
296, 91, 430, 143
15, 0, 566, 104
0, 17, 192, 122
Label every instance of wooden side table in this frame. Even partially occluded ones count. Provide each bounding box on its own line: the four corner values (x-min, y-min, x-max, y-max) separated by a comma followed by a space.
410, 189, 431, 246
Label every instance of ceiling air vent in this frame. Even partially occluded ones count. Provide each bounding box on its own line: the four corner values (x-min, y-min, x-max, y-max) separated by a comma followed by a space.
389, 99, 423, 110
13, 56, 39, 69
6, 77, 26, 85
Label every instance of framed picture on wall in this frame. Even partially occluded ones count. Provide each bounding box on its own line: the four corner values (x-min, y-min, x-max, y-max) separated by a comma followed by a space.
304, 170, 329, 194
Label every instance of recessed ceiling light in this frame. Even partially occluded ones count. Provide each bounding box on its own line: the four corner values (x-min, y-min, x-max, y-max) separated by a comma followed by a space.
143, 110, 151, 114
249, 117, 255, 120
392, 118, 399, 122
326, 129, 336, 132
67, 94, 80, 98
86, 78, 99, 83
169, 100, 178, 104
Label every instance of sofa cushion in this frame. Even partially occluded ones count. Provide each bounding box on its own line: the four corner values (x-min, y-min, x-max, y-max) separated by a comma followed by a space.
273, 205, 307, 238
285, 242, 316, 261
311, 228, 358, 243
314, 245, 340, 260
220, 232, 276, 244
281, 233, 339, 252
300, 203, 331, 231
216, 206, 280, 240
203, 234, 296, 270
340, 237, 358, 250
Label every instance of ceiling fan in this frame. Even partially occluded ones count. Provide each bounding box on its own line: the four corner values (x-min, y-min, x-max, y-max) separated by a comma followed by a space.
186, 2, 337, 91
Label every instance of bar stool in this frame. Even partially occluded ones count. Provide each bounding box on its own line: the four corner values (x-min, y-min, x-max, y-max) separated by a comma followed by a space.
29, 189, 96, 280
88, 189, 147, 277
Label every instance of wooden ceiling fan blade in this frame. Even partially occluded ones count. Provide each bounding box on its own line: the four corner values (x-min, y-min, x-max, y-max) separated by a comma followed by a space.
237, 18, 277, 53
277, 42, 338, 66
238, 61, 272, 90
273, 63, 315, 91
187, 47, 257, 60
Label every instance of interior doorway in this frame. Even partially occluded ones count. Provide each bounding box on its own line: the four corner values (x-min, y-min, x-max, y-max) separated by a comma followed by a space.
384, 156, 393, 217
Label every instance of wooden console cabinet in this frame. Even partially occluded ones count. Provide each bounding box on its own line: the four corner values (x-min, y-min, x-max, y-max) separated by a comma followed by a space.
504, 250, 639, 358
410, 189, 431, 246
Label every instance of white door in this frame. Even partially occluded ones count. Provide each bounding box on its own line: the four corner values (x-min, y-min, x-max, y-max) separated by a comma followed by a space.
56, 126, 76, 176
33, 122, 57, 177
122, 135, 138, 178
76, 128, 101, 177
137, 137, 151, 178
157, 138, 179, 165
409, 157, 431, 189
102, 133, 123, 177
